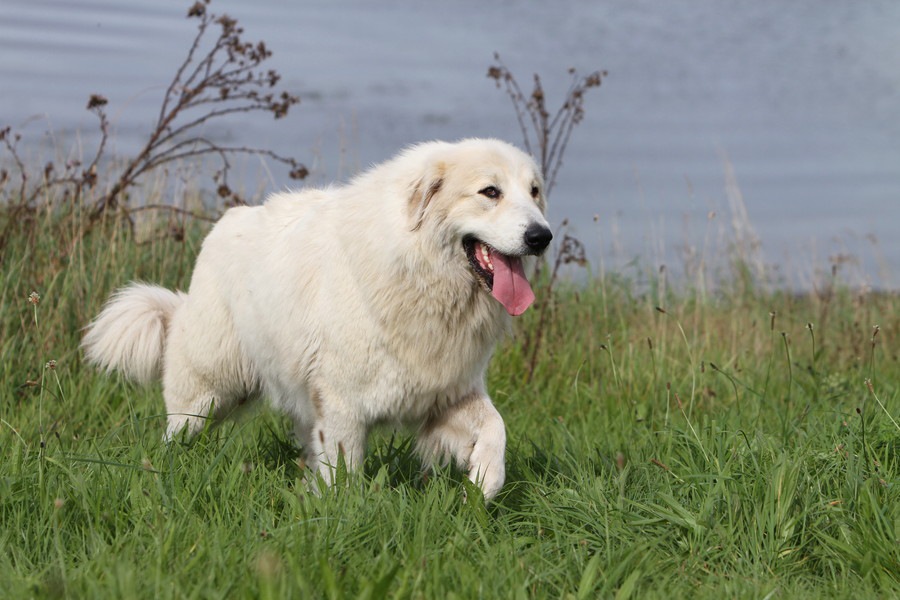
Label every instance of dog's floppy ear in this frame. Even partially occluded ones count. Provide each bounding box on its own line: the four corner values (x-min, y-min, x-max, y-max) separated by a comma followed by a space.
408, 162, 445, 231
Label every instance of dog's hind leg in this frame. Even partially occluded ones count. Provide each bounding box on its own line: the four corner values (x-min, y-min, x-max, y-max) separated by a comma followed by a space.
163, 392, 220, 441
159, 295, 252, 441
161, 368, 240, 441
417, 392, 507, 501
159, 340, 248, 442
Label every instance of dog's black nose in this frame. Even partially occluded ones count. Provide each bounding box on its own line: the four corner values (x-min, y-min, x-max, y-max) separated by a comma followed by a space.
524, 223, 553, 253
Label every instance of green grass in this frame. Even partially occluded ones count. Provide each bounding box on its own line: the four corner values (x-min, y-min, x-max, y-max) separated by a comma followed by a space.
2, 204, 899, 598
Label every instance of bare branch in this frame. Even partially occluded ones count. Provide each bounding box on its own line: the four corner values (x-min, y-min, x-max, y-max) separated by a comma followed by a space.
0, 0, 307, 258
488, 57, 605, 381
488, 55, 605, 197
87, 0, 304, 222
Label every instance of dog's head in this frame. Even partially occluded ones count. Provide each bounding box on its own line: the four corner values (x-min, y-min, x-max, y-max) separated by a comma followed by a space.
407, 139, 552, 316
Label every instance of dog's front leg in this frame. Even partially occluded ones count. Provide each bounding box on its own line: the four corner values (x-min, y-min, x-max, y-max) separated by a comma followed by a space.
417, 393, 506, 501
305, 413, 368, 488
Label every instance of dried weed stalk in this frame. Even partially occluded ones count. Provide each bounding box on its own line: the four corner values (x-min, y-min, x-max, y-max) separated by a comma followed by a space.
488, 54, 605, 196
0, 0, 308, 255
489, 55, 604, 380
524, 223, 588, 382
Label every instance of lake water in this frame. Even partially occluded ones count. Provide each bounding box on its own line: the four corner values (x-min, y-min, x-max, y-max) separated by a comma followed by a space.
2, 0, 899, 288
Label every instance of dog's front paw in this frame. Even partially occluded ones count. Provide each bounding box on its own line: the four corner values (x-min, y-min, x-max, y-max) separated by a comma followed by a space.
468, 439, 506, 501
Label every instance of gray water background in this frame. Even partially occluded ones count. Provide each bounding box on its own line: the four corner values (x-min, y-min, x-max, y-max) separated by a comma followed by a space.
2, 0, 899, 288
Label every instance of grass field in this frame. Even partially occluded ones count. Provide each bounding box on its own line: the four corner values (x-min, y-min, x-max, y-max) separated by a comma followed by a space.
2, 197, 899, 599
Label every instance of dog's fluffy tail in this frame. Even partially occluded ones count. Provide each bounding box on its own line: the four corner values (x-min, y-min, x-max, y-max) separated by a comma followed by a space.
82, 283, 186, 385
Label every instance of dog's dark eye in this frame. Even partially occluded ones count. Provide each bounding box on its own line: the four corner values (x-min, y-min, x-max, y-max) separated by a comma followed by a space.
530, 185, 540, 199
479, 186, 501, 200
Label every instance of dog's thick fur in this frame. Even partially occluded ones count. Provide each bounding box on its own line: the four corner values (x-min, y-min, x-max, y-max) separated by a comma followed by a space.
83, 138, 551, 500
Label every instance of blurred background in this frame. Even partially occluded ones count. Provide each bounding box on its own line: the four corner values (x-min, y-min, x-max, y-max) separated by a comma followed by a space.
1, 0, 898, 288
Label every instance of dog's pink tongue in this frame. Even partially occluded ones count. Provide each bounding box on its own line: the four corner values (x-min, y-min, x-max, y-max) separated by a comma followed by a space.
491, 252, 535, 316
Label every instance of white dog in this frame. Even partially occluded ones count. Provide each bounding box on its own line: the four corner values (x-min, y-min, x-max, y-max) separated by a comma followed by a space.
82, 138, 552, 500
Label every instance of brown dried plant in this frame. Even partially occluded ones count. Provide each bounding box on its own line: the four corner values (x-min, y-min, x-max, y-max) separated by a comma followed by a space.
488, 55, 603, 381
0, 0, 307, 255
488, 54, 605, 196
524, 223, 588, 382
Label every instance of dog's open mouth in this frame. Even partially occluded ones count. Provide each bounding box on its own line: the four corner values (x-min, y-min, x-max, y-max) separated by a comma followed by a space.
464, 237, 535, 316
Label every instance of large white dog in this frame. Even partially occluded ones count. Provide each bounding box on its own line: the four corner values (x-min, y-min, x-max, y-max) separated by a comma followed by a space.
83, 138, 552, 500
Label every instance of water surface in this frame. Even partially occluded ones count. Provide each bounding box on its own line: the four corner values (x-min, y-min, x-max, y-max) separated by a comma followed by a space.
2, 0, 899, 287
